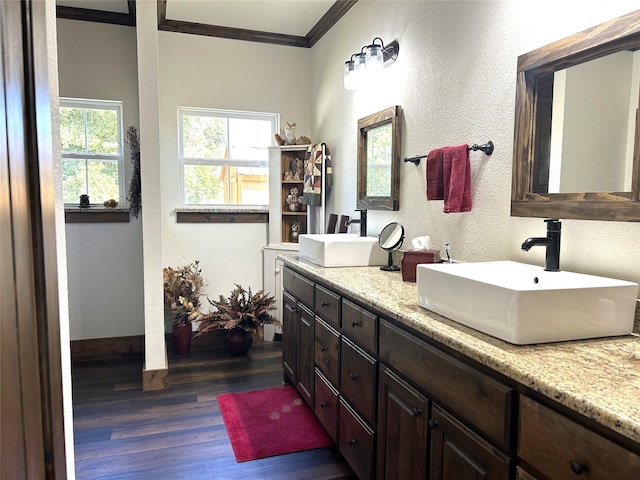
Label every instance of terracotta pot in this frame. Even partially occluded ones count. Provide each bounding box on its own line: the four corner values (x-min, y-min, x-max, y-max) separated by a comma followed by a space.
173, 319, 192, 355
226, 328, 253, 355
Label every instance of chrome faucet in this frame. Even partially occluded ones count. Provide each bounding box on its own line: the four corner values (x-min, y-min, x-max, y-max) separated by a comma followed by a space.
521, 219, 561, 271
346, 209, 367, 237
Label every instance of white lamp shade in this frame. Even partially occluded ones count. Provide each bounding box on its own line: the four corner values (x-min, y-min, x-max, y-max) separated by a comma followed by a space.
354, 52, 367, 86
344, 60, 357, 90
365, 44, 384, 72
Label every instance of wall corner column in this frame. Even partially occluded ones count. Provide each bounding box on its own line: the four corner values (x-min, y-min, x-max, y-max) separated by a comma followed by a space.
136, 0, 167, 388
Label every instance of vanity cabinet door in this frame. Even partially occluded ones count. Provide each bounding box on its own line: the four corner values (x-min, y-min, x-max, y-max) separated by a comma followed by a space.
340, 337, 377, 426
339, 398, 375, 480
377, 365, 429, 480
283, 266, 314, 309
282, 291, 297, 385
296, 303, 314, 407
342, 298, 377, 353
379, 319, 514, 450
315, 317, 340, 386
515, 467, 540, 480
519, 395, 640, 480
314, 368, 339, 443
315, 284, 341, 328
430, 405, 511, 480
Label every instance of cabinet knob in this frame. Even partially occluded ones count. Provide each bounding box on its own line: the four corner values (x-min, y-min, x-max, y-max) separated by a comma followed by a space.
324, 358, 329, 365
350, 373, 358, 381
427, 419, 439, 429
347, 439, 357, 446
320, 402, 328, 408
320, 346, 327, 352
321, 301, 329, 307
570, 461, 586, 475
412, 408, 423, 417
351, 320, 362, 328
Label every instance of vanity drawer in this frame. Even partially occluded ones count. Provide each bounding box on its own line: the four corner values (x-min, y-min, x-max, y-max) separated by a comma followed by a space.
379, 319, 514, 449
314, 369, 339, 443
315, 284, 340, 327
283, 267, 314, 309
342, 298, 377, 353
340, 337, 377, 426
519, 395, 640, 480
339, 398, 375, 480
315, 317, 340, 386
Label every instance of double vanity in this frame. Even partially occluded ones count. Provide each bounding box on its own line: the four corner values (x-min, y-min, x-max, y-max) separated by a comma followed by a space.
280, 254, 640, 480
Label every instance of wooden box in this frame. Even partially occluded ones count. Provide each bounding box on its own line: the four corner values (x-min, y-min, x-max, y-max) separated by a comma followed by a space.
401, 250, 441, 282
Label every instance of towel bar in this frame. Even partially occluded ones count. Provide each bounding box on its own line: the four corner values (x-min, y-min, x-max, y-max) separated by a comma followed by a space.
403, 140, 494, 165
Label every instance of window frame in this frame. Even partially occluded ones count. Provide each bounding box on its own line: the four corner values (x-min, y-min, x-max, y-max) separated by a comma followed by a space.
178, 107, 279, 209
59, 97, 125, 206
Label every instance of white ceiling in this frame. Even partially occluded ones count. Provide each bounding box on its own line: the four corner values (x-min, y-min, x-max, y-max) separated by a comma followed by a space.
57, 0, 336, 37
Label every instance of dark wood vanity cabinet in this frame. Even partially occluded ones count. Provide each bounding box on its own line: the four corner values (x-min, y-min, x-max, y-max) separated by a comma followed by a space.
430, 405, 511, 480
340, 398, 376, 480
282, 268, 315, 407
518, 396, 640, 480
282, 291, 297, 382
315, 369, 339, 442
281, 266, 639, 480
377, 365, 429, 480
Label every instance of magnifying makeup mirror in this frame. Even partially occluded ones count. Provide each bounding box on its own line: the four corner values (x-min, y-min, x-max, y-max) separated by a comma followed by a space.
378, 222, 404, 271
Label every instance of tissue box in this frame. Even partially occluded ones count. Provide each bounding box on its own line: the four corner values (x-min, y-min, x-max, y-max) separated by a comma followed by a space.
401, 250, 441, 282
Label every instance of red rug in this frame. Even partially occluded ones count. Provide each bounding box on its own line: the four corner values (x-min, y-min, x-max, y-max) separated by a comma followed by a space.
217, 386, 332, 462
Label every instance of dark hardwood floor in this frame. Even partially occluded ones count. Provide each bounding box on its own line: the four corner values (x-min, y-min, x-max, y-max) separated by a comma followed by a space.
72, 342, 356, 479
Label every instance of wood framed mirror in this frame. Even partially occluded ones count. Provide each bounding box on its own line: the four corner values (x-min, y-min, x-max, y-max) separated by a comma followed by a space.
511, 9, 640, 222
357, 105, 402, 211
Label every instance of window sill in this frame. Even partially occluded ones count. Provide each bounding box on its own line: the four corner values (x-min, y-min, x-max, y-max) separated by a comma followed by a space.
65, 206, 130, 223
175, 208, 268, 224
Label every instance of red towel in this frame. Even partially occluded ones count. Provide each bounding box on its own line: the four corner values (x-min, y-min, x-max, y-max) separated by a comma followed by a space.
426, 147, 445, 201
426, 144, 472, 213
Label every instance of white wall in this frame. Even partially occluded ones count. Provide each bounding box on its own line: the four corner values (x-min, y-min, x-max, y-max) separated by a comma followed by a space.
158, 32, 311, 310
310, 0, 640, 287
57, 19, 145, 340
58, 1, 640, 344
560, 51, 633, 192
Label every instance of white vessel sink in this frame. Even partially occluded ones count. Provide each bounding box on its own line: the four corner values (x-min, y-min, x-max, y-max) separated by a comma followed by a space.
416, 261, 638, 344
298, 234, 387, 268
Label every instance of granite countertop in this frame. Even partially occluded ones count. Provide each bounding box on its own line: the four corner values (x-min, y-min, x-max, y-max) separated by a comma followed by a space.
281, 255, 640, 445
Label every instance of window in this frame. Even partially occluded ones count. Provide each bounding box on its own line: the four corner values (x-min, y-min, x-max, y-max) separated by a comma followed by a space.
179, 108, 278, 207
60, 98, 124, 205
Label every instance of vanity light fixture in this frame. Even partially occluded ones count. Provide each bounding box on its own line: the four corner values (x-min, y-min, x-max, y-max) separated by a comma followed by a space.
344, 37, 399, 90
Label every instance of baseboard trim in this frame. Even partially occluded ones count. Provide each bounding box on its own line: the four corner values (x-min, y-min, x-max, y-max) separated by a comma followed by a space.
71, 335, 144, 362
142, 364, 168, 391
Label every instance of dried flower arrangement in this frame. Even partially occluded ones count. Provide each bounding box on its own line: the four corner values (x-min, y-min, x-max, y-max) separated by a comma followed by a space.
125, 126, 141, 219
194, 284, 279, 344
162, 260, 207, 326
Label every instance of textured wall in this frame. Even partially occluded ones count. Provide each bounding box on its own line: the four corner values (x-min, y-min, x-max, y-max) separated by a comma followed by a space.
310, 0, 640, 287
158, 32, 311, 304
57, 19, 145, 340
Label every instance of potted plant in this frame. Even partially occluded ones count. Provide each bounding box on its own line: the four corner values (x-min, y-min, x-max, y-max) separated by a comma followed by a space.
194, 284, 278, 355
163, 260, 207, 355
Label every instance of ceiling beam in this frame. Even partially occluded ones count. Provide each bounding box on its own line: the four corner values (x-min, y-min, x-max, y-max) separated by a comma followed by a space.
56, 5, 134, 27
158, 20, 309, 48
56, 0, 358, 48
306, 0, 358, 47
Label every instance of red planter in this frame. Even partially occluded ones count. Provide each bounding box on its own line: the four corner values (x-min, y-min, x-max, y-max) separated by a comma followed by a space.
226, 328, 253, 355
173, 319, 192, 355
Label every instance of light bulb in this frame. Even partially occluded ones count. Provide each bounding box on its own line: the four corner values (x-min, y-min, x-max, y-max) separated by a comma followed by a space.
344, 60, 357, 90
353, 52, 367, 86
365, 44, 384, 73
